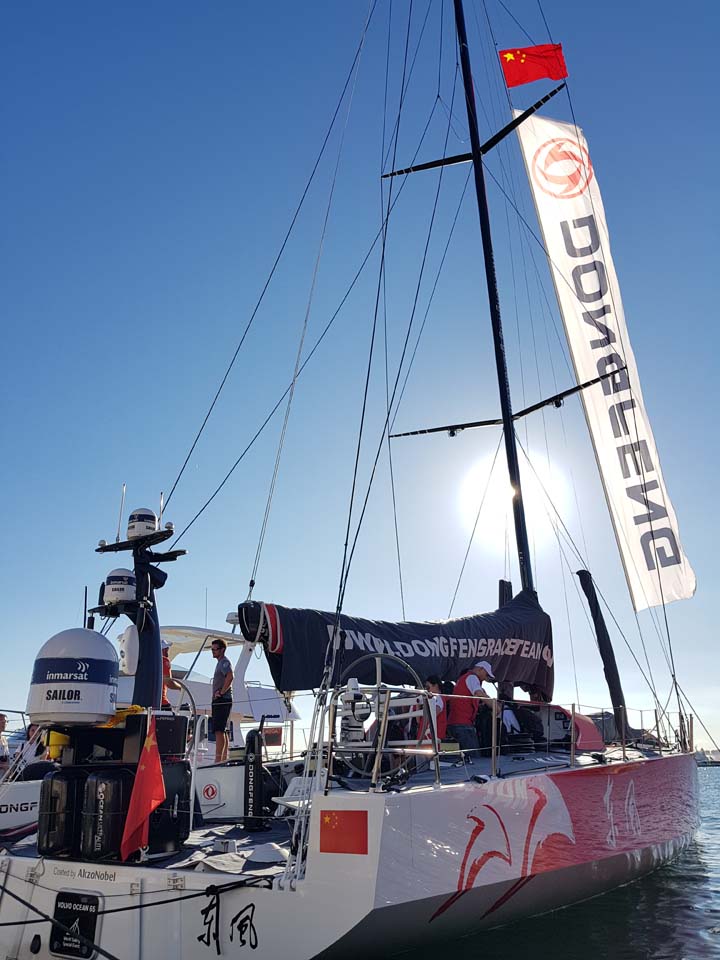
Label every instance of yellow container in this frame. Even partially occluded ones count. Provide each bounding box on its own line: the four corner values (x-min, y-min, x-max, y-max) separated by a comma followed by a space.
47, 730, 70, 760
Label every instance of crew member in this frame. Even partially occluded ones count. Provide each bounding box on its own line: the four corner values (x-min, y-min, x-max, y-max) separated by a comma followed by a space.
447, 660, 495, 761
13, 723, 47, 771
423, 675, 448, 742
211, 639, 234, 763
161, 639, 182, 708
0, 714, 9, 773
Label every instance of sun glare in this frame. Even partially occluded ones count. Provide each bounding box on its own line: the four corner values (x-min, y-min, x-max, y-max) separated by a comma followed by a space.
457, 454, 570, 558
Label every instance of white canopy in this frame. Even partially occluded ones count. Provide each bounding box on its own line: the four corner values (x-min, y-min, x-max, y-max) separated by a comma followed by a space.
160, 625, 243, 659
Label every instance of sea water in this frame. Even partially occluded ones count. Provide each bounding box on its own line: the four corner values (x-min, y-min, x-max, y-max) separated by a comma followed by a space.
427, 769, 720, 960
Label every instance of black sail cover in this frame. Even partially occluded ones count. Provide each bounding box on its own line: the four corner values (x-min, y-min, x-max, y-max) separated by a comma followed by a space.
237, 589, 554, 699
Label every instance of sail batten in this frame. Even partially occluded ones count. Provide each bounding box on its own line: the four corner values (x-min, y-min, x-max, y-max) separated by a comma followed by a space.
516, 113, 695, 612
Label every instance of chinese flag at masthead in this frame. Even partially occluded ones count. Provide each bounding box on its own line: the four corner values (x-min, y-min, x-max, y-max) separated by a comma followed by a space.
319, 809, 368, 855
120, 715, 166, 861
499, 43, 568, 88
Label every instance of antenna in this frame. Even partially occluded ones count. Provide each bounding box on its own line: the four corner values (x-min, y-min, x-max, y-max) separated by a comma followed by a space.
205, 587, 208, 628
159, 490, 164, 529
115, 483, 127, 543
83, 585, 88, 628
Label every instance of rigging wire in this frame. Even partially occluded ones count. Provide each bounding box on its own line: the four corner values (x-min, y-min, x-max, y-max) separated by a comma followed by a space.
380, 52, 465, 621
542, 0, 683, 649
337, 27, 462, 616
380, 0, 436, 175
477, 0, 585, 595
437, 0, 444, 93
390, 152, 470, 430
478, 153, 685, 648
465, 0, 675, 720
537, 0, 686, 723
498, 0, 536, 44
632, 609, 660, 704
381, 0, 407, 620
285, 8, 462, 885
676, 683, 720, 753
472, 1, 563, 588
247, 8, 368, 598
436, 95, 468, 144
472, 4, 560, 617
550, 502, 658, 718
0, 881, 120, 960
169, 97, 443, 550
517, 436, 666, 707
378, 0, 455, 622
162, 0, 379, 513
558, 542, 581, 706
465, 6, 534, 583
334, 0, 415, 625
447, 431, 504, 618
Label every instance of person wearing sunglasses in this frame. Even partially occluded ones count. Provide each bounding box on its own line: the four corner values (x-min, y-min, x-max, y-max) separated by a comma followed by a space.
210, 639, 234, 763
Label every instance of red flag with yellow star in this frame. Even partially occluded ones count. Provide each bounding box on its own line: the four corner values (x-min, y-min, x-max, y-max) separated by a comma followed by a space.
120, 715, 166, 861
498, 43, 567, 88
319, 809, 368, 855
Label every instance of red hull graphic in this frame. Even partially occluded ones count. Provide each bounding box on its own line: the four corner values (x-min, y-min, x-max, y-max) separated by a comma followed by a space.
433, 753, 697, 921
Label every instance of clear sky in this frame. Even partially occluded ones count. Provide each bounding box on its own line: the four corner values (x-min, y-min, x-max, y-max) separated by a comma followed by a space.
2, 1, 718, 745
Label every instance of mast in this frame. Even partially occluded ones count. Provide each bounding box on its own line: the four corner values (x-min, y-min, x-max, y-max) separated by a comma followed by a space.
453, 0, 534, 592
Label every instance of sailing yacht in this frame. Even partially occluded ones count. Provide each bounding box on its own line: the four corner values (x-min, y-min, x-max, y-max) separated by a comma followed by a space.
0, 3, 700, 958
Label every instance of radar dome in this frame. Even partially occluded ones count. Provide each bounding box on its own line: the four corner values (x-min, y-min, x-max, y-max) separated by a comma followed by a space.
127, 508, 157, 539
104, 568, 136, 605
27, 628, 119, 725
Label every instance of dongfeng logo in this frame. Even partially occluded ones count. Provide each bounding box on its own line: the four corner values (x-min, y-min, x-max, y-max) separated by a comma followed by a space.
531, 137, 593, 199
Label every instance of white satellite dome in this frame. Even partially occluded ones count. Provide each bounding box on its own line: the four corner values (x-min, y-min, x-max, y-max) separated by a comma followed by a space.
103, 568, 136, 605
27, 627, 119, 725
127, 507, 157, 539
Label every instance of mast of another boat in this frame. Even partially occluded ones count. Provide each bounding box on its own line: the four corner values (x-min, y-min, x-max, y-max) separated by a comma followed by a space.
452, 0, 534, 592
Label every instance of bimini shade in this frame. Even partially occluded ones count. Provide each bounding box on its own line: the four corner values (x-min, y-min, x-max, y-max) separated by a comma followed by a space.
160, 626, 243, 658
237, 589, 554, 700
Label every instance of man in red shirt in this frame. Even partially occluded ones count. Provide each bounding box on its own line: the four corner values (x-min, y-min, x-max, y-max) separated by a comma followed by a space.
447, 661, 495, 761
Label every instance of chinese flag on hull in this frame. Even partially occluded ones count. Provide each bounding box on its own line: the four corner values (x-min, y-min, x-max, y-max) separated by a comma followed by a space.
120, 715, 166, 861
319, 809, 368, 855
499, 43, 568, 88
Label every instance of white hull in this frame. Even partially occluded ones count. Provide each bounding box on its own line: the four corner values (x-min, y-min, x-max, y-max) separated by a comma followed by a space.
0, 781, 40, 840
0, 754, 698, 959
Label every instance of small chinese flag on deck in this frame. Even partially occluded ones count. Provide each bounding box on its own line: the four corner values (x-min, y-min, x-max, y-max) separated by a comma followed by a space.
499, 43, 568, 88
120, 715, 166, 861
319, 809, 368, 855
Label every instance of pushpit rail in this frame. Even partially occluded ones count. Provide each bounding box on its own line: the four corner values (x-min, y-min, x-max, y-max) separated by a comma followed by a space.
321, 652, 442, 792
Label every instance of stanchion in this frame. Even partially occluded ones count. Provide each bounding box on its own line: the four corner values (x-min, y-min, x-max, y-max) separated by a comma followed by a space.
491, 699, 498, 777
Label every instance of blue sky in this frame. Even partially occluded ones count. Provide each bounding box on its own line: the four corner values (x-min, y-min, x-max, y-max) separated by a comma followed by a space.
2, 1, 718, 744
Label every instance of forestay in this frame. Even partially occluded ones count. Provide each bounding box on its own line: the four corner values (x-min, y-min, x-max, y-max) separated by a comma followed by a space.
516, 113, 695, 611
237, 590, 554, 698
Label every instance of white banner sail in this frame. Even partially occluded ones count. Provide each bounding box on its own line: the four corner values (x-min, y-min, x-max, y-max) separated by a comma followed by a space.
515, 113, 695, 611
